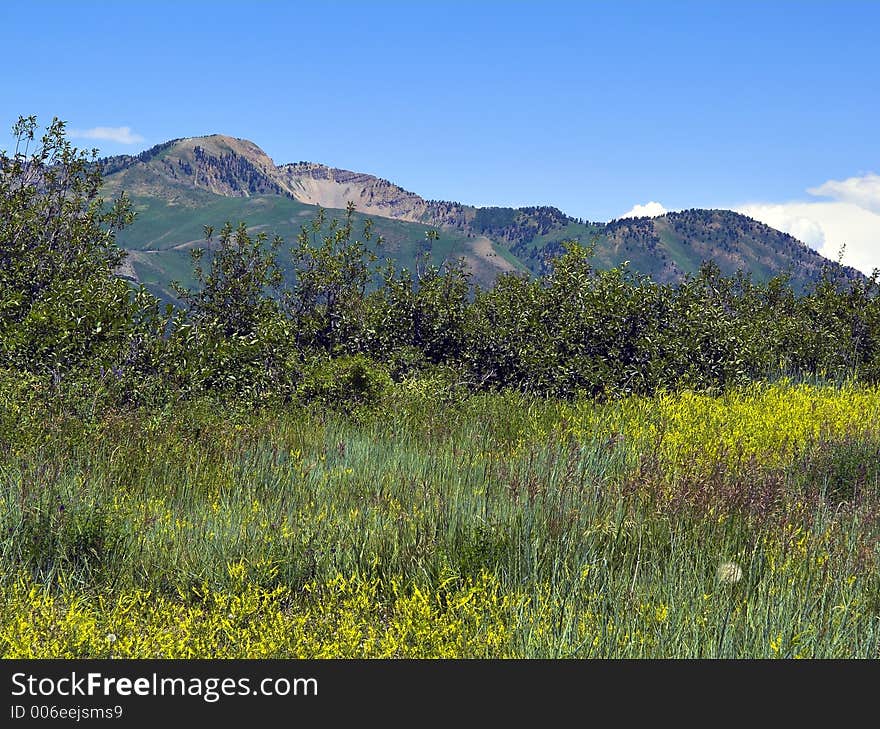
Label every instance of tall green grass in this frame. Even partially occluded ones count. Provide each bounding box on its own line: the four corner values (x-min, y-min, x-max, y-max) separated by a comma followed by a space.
1, 383, 879, 657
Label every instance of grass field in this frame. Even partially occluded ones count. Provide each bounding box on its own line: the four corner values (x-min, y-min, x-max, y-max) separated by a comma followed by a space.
1, 380, 879, 657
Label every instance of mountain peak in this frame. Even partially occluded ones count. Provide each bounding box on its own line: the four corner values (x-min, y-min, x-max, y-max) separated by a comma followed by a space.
100, 133, 864, 296
102, 133, 285, 199
172, 134, 275, 167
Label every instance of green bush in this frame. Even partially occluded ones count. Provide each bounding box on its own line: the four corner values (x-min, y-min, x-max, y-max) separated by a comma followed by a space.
297, 354, 392, 411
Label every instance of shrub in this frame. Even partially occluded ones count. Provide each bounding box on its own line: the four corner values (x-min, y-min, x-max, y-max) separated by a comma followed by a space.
296, 354, 392, 411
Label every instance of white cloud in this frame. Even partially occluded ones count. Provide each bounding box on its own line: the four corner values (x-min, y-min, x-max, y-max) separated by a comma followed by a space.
736, 173, 880, 276
618, 201, 668, 219
735, 203, 828, 250
807, 173, 880, 215
69, 126, 145, 144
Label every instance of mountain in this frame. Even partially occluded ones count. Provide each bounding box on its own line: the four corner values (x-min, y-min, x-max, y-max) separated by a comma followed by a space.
100, 134, 863, 303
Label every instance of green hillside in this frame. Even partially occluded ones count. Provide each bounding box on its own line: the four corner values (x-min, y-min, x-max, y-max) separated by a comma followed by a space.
114, 192, 513, 304
102, 134, 863, 303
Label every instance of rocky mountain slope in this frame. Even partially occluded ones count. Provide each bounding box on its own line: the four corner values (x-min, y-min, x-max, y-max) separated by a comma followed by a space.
100, 134, 864, 301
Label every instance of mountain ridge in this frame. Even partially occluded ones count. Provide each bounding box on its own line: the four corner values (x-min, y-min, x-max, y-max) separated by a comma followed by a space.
99, 134, 865, 301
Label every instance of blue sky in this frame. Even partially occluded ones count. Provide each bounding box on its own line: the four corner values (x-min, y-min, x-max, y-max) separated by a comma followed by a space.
2, 1, 878, 272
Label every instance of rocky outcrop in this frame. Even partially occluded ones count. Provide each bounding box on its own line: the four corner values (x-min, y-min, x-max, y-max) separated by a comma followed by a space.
278, 162, 434, 222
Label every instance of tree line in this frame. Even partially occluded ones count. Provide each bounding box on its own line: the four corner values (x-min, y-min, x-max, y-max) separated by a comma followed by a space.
3, 117, 880, 414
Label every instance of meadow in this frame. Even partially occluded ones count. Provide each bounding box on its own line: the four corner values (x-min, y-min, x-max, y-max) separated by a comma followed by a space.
2, 379, 878, 658
3, 118, 880, 659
